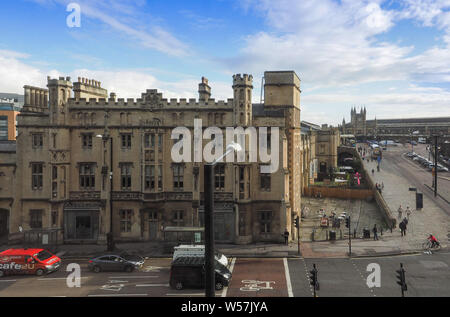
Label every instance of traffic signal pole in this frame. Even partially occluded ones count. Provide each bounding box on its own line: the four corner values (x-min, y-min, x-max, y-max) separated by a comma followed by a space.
434, 135, 438, 198
295, 216, 300, 255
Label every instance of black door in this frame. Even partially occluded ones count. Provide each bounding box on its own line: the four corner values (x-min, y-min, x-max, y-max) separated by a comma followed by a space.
76, 216, 91, 239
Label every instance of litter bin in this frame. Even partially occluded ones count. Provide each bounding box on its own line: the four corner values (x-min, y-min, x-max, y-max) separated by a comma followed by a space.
329, 231, 336, 241
363, 228, 370, 239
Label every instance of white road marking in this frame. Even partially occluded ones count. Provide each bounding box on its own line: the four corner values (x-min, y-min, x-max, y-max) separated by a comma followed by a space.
136, 284, 169, 287
283, 258, 294, 297
88, 294, 147, 297
166, 293, 204, 296
38, 277, 88, 281
109, 275, 158, 279
221, 257, 236, 298
0, 280, 17, 282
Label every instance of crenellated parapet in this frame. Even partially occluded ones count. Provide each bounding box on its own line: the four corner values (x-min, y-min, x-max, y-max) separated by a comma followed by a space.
232, 73, 253, 89
73, 77, 108, 100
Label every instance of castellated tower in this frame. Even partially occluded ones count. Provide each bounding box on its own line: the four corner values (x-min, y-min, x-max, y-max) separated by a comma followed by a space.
47, 76, 73, 125
198, 77, 211, 101
232, 74, 253, 126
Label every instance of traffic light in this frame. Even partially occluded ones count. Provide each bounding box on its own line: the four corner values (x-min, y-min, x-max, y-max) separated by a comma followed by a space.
345, 216, 350, 228
309, 268, 317, 287
396, 264, 407, 296
294, 216, 300, 229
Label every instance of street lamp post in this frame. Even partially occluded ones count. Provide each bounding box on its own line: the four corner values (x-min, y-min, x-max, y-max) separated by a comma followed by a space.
97, 133, 114, 251
204, 142, 242, 297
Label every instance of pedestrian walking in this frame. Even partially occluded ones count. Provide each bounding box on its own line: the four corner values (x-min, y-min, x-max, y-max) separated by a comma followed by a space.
283, 229, 290, 245
371, 168, 374, 175
373, 224, 379, 241
397, 205, 403, 220
406, 207, 412, 220
399, 220, 406, 237
381, 182, 384, 191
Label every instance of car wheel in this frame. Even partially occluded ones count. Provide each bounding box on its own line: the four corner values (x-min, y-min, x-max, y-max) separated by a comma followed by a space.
93, 266, 101, 273
215, 282, 224, 291
124, 265, 134, 273
35, 269, 44, 276
175, 282, 183, 290
0, 270, 4, 278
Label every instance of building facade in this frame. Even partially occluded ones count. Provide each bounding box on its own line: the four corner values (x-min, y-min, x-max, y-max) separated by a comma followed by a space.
7, 71, 339, 245
0, 94, 23, 141
341, 107, 450, 141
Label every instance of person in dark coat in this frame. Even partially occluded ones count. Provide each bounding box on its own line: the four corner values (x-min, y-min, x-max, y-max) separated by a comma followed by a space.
399, 220, 406, 236
373, 224, 379, 240
283, 229, 290, 245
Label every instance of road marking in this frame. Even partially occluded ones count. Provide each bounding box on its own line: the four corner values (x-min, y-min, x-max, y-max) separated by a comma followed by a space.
136, 284, 169, 287
88, 294, 148, 297
0, 280, 16, 282
108, 275, 158, 279
283, 258, 294, 297
38, 277, 88, 281
166, 293, 204, 296
221, 257, 236, 298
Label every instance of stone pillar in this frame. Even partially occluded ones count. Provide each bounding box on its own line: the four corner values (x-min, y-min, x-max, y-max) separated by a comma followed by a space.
24, 87, 31, 105
30, 88, 35, 106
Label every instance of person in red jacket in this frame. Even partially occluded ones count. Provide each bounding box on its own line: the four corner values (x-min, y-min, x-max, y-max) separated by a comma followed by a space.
428, 234, 439, 248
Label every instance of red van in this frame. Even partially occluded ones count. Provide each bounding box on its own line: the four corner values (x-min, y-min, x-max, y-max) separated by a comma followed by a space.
0, 248, 61, 277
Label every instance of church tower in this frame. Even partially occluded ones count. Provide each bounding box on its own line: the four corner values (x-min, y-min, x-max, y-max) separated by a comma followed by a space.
47, 76, 72, 125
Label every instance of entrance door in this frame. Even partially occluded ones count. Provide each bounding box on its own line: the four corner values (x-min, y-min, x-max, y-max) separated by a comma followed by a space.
320, 162, 327, 173
75, 215, 91, 239
148, 211, 158, 240
0, 209, 8, 241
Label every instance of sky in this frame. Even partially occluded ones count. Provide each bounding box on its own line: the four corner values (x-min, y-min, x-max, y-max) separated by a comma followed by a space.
0, 0, 450, 125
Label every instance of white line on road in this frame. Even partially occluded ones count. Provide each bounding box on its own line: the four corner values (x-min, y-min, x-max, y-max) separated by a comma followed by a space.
166, 293, 204, 296
109, 275, 158, 279
221, 257, 236, 298
283, 258, 294, 297
88, 294, 148, 297
136, 284, 169, 287
0, 280, 17, 282
38, 277, 89, 281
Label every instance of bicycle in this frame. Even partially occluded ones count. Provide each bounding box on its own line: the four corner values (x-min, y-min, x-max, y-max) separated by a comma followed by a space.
422, 240, 441, 252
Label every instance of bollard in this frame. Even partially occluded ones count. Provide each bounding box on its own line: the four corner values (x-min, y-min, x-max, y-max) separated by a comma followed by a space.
326, 230, 329, 241
353, 228, 356, 238
381, 227, 383, 236
312, 229, 315, 242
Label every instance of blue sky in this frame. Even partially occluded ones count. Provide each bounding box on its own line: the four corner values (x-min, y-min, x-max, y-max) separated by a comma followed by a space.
0, 0, 450, 124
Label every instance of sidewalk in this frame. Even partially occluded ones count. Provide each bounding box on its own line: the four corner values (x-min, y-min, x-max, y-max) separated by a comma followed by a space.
359, 144, 449, 252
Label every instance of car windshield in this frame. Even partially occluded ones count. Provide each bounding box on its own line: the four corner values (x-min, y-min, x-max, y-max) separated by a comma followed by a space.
35, 250, 53, 261
214, 261, 230, 274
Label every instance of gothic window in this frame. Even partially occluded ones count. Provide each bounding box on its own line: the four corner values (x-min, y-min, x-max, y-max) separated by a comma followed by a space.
120, 164, 132, 190
79, 163, 95, 190
120, 209, 133, 233
145, 165, 155, 190
258, 211, 272, 233
121, 133, 132, 149
215, 164, 225, 191
82, 133, 93, 149
30, 209, 43, 229
173, 164, 184, 190
31, 163, 43, 190
260, 168, 271, 192
172, 210, 184, 227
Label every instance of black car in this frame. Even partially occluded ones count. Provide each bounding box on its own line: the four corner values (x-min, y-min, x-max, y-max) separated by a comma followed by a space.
88, 253, 145, 273
169, 256, 231, 291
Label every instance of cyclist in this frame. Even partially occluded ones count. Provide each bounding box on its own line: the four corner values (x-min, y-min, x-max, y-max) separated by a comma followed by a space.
428, 234, 440, 248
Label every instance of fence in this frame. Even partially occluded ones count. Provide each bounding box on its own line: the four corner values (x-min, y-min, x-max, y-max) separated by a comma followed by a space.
304, 186, 374, 200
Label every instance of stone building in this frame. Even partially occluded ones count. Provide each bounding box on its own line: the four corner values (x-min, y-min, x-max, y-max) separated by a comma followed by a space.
341, 107, 450, 141
8, 71, 338, 245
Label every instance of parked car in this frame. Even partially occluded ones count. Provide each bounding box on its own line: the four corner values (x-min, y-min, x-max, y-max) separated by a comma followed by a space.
173, 245, 228, 267
169, 256, 231, 291
88, 253, 145, 273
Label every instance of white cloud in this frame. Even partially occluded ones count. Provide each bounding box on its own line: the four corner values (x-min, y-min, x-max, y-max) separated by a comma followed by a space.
31, 0, 189, 57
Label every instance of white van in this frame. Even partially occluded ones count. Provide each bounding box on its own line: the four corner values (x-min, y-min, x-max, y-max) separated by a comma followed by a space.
173, 245, 228, 267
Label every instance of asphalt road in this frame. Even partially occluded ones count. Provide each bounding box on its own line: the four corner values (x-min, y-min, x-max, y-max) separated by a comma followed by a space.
379, 144, 450, 215
0, 253, 449, 297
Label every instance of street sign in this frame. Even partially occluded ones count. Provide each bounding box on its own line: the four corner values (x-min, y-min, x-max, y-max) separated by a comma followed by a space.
194, 232, 201, 243
408, 187, 417, 191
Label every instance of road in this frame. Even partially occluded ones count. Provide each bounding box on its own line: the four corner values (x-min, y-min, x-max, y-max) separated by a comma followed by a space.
373, 143, 450, 214
0, 253, 449, 297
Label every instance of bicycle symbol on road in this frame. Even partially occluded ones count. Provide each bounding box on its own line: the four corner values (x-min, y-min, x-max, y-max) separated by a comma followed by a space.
240, 280, 275, 291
